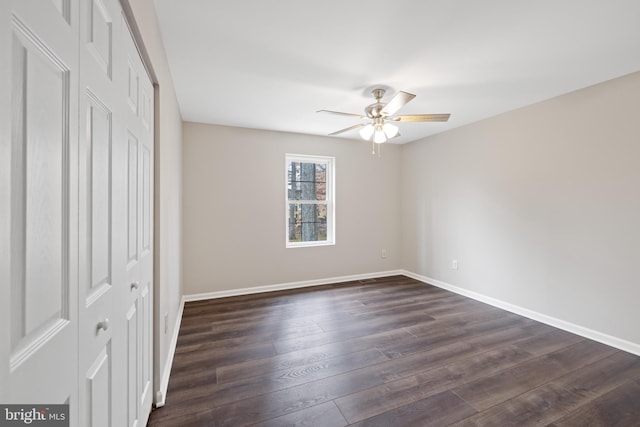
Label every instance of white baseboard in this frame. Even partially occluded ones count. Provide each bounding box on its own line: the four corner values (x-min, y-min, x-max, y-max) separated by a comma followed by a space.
162, 268, 639, 408
154, 297, 185, 408
402, 270, 640, 357
183, 270, 404, 302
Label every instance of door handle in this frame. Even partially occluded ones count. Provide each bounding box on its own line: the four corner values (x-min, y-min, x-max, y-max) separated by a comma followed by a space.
130, 281, 139, 291
96, 318, 110, 333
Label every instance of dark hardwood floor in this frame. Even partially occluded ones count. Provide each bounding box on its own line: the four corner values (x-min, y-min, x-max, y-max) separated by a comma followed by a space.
148, 275, 640, 426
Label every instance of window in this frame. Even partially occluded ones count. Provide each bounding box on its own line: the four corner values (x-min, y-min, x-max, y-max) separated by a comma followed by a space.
286, 154, 335, 247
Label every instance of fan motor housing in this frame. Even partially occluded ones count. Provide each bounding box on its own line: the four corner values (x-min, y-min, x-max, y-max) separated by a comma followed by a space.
365, 102, 385, 118
365, 88, 388, 118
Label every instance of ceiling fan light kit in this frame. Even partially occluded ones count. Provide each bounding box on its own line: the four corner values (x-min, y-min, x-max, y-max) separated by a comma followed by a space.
373, 129, 387, 144
319, 87, 451, 155
359, 124, 375, 140
382, 122, 399, 139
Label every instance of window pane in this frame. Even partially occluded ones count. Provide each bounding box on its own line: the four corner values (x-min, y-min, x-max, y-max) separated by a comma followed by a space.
288, 203, 328, 242
287, 161, 326, 201
286, 154, 334, 248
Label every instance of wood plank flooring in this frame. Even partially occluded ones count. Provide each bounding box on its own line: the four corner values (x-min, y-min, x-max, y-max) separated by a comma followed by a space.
147, 275, 640, 426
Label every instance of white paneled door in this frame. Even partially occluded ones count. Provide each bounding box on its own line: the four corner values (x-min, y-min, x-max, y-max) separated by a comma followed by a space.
119, 12, 154, 427
1, 0, 81, 411
78, 0, 120, 424
0, 1, 154, 426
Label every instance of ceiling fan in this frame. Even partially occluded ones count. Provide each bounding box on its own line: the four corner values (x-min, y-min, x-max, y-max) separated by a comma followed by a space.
318, 88, 450, 147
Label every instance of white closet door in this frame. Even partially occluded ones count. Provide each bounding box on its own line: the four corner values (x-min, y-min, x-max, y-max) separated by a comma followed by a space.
0, 1, 154, 426
0, 0, 80, 417
119, 16, 155, 427
77, 3, 154, 427
77, 0, 123, 425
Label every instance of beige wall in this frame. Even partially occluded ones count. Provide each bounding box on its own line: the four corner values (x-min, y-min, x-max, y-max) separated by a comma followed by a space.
401, 71, 640, 346
122, 0, 183, 402
182, 123, 402, 294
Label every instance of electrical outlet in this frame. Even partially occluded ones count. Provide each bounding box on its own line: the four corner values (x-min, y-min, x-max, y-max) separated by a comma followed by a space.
381, 249, 387, 259
451, 259, 458, 270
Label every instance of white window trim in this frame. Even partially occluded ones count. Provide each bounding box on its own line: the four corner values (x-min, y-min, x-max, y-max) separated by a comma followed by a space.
285, 154, 335, 248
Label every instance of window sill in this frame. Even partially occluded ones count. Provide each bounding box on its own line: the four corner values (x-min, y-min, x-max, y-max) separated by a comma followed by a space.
286, 241, 335, 249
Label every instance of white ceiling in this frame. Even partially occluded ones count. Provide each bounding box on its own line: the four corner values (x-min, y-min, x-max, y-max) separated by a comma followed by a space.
153, 0, 640, 144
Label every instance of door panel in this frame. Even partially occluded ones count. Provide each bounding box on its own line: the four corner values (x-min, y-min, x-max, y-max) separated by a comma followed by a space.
87, 93, 112, 293
127, 132, 139, 267
127, 60, 138, 114
142, 146, 151, 254
140, 86, 151, 131
86, 345, 112, 427
11, 19, 68, 352
139, 282, 152, 413
126, 303, 138, 427
1, 0, 80, 410
86, 0, 112, 78
51, 0, 71, 24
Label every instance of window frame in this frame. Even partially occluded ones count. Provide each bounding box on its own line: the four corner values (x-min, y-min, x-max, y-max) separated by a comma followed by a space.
285, 153, 335, 248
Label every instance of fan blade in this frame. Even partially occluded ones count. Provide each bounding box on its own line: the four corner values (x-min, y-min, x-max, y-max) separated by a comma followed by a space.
381, 91, 416, 116
328, 123, 365, 136
317, 110, 365, 118
392, 114, 450, 122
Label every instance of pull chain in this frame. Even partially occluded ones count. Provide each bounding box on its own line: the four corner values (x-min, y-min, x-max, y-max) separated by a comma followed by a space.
371, 141, 383, 157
